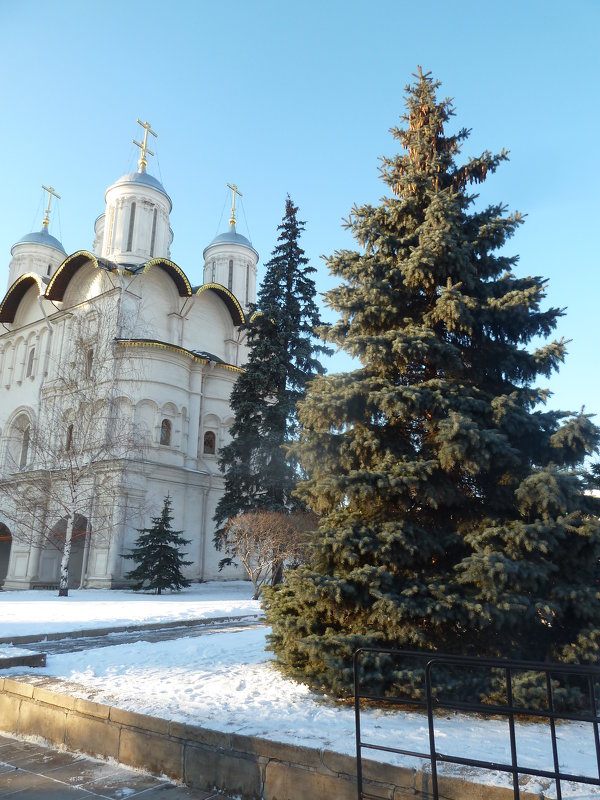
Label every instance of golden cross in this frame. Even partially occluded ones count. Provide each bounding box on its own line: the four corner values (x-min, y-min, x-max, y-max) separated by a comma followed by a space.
41, 185, 61, 228
133, 119, 157, 171
227, 182, 243, 226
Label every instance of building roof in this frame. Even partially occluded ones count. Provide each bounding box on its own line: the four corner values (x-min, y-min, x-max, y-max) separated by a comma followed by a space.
203, 225, 258, 258
12, 227, 66, 255
106, 170, 172, 210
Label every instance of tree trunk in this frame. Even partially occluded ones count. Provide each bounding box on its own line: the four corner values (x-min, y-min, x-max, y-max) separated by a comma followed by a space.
58, 514, 74, 597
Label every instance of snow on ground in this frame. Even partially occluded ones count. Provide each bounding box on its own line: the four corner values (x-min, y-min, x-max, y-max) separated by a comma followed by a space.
1, 582, 598, 798
0, 582, 261, 638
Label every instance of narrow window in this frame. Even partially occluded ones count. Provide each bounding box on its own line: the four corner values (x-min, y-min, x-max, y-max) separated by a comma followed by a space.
203, 431, 216, 455
46, 263, 52, 276
245, 263, 250, 306
211, 260, 216, 282
19, 426, 30, 469
26, 347, 35, 378
228, 259, 233, 291
107, 206, 116, 254
66, 424, 74, 452
127, 202, 136, 251
160, 418, 171, 446
85, 348, 94, 378
150, 208, 157, 257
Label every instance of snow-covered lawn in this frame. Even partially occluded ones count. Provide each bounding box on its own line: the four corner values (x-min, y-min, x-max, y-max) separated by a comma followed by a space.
0, 581, 260, 639
0, 582, 597, 798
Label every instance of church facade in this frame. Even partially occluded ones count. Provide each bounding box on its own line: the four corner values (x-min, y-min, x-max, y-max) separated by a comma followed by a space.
0, 125, 257, 589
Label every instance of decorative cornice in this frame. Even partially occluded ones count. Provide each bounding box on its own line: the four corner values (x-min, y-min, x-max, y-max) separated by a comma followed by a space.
115, 338, 243, 373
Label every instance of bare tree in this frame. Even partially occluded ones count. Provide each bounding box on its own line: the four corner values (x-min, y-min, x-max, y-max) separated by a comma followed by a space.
0, 296, 143, 596
219, 511, 314, 599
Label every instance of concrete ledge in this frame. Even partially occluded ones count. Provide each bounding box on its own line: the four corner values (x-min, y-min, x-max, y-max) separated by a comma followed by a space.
0, 651, 46, 669
0, 677, 547, 799
0, 613, 261, 646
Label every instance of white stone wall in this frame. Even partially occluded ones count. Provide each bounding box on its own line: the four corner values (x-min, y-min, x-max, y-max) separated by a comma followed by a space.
0, 250, 248, 589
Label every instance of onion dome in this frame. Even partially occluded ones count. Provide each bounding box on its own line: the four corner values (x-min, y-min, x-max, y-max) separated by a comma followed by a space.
11, 226, 66, 256
7, 185, 67, 289
97, 121, 173, 265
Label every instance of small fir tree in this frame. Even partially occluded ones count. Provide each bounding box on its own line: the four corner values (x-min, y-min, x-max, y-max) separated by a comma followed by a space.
264, 68, 600, 703
214, 197, 330, 535
123, 495, 192, 594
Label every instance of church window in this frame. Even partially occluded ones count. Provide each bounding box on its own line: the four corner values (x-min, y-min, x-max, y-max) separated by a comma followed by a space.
228, 259, 233, 291
211, 260, 216, 282
65, 424, 74, 452
85, 348, 94, 378
26, 347, 35, 378
245, 263, 250, 306
19, 425, 30, 469
160, 418, 172, 446
107, 207, 115, 255
46, 263, 52, 276
203, 431, 216, 455
127, 202, 136, 251
150, 208, 157, 257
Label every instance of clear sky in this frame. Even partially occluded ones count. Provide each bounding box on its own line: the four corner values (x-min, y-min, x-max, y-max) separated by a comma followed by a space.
1, 0, 598, 417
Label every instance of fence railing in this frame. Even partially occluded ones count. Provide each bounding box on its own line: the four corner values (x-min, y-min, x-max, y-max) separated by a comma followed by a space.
353, 648, 600, 800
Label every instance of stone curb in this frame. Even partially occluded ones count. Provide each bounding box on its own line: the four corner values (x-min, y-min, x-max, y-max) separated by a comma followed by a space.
0, 614, 261, 646
0, 652, 46, 669
0, 676, 547, 800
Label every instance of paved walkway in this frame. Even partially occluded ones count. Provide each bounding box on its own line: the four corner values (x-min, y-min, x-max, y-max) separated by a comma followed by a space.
0, 734, 231, 799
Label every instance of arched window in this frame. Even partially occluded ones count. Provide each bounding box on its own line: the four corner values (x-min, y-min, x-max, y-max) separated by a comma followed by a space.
127, 202, 136, 251
26, 347, 35, 378
19, 425, 30, 469
228, 259, 233, 291
85, 348, 94, 378
65, 423, 74, 452
160, 418, 172, 446
203, 431, 216, 455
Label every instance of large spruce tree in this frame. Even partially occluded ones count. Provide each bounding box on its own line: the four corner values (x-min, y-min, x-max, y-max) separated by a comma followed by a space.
214, 197, 330, 534
264, 69, 600, 700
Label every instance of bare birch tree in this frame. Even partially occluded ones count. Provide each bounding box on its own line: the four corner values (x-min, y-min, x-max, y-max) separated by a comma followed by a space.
0, 295, 143, 596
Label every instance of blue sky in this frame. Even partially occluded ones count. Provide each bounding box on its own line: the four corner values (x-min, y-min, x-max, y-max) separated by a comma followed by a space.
1, 0, 598, 418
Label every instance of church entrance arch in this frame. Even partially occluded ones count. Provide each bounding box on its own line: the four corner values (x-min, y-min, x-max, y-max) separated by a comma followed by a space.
38, 514, 89, 588
0, 523, 12, 585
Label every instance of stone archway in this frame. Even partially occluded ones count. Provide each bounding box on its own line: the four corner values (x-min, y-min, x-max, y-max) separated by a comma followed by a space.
0, 523, 12, 586
38, 514, 89, 588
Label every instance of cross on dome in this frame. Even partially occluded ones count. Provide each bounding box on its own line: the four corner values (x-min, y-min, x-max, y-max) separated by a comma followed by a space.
133, 119, 157, 172
226, 182, 243, 227
41, 185, 61, 229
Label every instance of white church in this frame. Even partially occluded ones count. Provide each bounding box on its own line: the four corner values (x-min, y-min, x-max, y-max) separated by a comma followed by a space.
0, 121, 257, 590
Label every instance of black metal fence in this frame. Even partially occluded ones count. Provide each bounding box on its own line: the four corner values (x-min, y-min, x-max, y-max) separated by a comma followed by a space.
353, 648, 600, 800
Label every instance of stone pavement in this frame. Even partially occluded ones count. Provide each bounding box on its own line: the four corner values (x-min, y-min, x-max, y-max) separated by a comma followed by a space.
0, 733, 232, 799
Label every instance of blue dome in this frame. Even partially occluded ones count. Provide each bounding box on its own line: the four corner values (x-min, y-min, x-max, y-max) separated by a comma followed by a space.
203, 226, 258, 258
12, 227, 66, 255
107, 170, 172, 209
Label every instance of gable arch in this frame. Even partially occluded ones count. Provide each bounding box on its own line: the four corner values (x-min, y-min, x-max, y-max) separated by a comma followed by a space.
0, 273, 43, 323
142, 258, 192, 297
45, 250, 100, 301
195, 283, 245, 326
